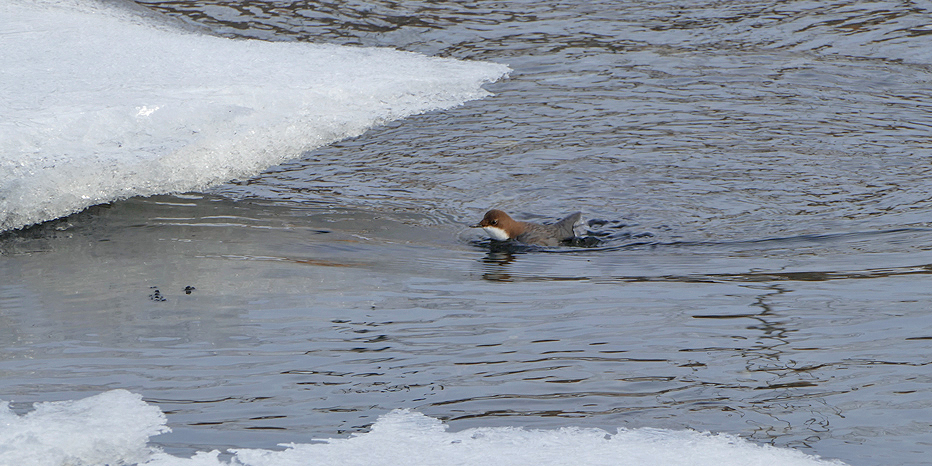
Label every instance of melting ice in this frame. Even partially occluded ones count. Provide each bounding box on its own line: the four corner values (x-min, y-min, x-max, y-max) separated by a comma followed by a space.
0, 390, 847, 466
0, 0, 509, 231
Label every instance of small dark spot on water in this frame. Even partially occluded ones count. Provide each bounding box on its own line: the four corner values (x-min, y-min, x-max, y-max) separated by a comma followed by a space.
755, 381, 819, 390
679, 361, 707, 368
149, 286, 166, 302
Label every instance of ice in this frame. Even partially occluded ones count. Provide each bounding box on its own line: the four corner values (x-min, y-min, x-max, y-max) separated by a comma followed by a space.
0, 0, 510, 231
0, 390, 167, 466
0, 390, 847, 466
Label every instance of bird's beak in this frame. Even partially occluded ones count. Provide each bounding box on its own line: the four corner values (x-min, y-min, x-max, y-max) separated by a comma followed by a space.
470, 223, 482, 228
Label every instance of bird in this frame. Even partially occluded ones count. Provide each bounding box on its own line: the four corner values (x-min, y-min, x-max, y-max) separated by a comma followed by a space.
473, 209, 581, 246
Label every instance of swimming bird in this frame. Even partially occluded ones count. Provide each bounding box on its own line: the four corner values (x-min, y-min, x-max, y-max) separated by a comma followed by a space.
473, 209, 581, 246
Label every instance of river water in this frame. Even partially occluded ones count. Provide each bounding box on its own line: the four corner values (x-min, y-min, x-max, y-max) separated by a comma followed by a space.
2, 1, 931, 465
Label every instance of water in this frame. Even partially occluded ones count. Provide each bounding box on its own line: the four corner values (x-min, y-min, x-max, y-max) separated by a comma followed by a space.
2, 0, 932, 465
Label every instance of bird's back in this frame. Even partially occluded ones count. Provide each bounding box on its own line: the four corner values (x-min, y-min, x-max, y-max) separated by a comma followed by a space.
516, 212, 581, 246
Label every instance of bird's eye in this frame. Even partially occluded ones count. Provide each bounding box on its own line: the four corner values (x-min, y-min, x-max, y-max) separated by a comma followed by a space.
491, 220, 498, 225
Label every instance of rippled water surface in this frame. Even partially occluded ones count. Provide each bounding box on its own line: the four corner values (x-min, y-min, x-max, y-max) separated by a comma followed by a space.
3, 1, 932, 465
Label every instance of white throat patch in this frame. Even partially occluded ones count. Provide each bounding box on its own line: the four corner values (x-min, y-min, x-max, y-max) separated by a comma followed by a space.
482, 226, 511, 241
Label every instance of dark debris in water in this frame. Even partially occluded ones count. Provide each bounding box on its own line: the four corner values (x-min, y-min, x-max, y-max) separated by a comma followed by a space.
148, 285, 197, 301
148, 286, 166, 302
